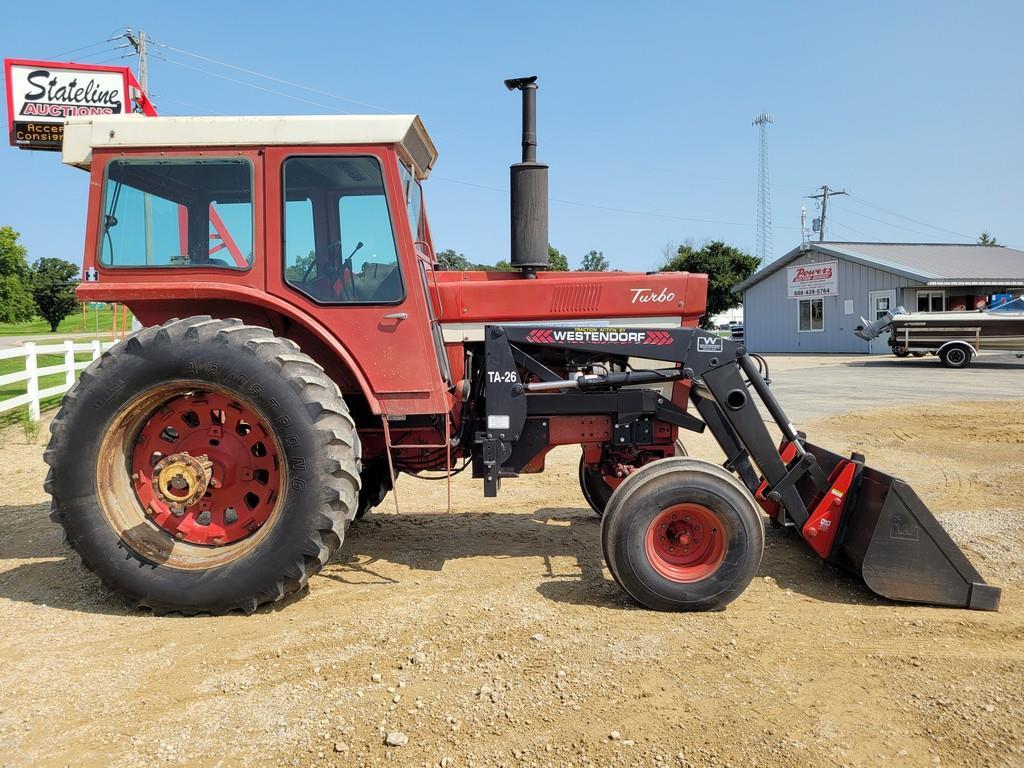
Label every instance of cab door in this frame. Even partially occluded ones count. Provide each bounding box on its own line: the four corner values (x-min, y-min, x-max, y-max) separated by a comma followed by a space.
263, 146, 448, 415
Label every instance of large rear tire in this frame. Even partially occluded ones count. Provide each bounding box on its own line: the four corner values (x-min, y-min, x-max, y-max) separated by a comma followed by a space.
44, 316, 360, 615
355, 463, 392, 519
601, 457, 763, 611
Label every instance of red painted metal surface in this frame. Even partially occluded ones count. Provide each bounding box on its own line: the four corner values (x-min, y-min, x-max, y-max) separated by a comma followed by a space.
74, 137, 710, 473
644, 503, 726, 583
430, 269, 706, 327
130, 390, 281, 546
801, 460, 857, 559
755, 441, 800, 518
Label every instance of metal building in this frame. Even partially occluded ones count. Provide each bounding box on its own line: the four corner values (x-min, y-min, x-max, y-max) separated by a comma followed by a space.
734, 242, 1024, 353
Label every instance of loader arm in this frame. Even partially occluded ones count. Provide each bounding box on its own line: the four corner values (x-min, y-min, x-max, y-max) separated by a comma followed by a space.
475, 324, 1000, 611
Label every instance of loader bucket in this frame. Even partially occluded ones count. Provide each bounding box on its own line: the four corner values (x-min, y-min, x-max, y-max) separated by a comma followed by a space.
799, 442, 1001, 611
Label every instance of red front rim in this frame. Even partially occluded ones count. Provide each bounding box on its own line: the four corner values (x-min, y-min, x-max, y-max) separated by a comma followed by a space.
644, 503, 726, 583
130, 390, 281, 546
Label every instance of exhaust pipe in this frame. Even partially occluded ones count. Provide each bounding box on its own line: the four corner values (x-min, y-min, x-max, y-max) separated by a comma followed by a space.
505, 76, 549, 278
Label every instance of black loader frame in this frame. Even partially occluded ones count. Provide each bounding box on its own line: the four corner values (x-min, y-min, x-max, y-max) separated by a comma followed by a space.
473, 324, 1000, 611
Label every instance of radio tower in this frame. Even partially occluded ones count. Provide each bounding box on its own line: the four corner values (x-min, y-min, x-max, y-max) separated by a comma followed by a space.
752, 112, 774, 264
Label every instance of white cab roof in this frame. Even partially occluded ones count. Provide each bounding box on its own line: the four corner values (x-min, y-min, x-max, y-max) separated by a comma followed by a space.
61, 114, 438, 179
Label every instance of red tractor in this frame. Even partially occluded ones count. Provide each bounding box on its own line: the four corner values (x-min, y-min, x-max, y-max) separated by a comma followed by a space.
45, 77, 998, 615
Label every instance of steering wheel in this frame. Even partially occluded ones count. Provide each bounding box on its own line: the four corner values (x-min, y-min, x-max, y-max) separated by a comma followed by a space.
301, 241, 356, 300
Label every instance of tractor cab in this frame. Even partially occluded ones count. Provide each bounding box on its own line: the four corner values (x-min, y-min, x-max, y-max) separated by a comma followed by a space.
63, 114, 452, 415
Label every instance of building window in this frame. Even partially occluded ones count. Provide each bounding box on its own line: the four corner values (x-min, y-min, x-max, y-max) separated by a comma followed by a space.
917, 291, 945, 312
798, 298, 824, 332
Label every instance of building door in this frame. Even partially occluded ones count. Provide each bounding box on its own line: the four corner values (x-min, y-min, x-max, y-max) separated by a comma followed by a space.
867, 289, 897, 354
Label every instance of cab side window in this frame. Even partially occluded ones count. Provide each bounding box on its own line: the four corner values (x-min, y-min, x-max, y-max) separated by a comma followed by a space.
282, 156, 404, 304
100, 158, 253, 269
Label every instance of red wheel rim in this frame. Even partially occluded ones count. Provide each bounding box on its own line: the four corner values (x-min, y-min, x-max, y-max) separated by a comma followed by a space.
130, 390, 281, 546
644, 503, 726, 583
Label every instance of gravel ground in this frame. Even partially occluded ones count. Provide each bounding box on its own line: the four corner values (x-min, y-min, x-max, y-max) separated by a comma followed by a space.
0, 359, 1021, 767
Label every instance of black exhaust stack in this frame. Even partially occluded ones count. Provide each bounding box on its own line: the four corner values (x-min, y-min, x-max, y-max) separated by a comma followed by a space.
505, 76, 548, 277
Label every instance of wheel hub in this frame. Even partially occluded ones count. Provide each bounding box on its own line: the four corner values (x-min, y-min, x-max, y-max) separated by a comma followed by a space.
644, 503, 726, 583
151, 452, 213, 515
130, 390, 281, 547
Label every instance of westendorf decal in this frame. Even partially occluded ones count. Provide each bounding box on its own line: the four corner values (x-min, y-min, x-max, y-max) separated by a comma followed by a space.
526, 328, 673, 345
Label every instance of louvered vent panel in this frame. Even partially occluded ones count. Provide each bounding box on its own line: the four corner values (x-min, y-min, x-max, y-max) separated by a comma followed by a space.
551, 284, 602, 313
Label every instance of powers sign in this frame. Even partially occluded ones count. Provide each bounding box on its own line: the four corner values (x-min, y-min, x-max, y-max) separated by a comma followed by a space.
4, 59, 133, 150
786, 260, 838, 299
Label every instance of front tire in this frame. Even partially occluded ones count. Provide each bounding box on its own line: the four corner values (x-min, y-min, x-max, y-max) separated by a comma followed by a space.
601, 458, 764, 612
44, 316, 360, 615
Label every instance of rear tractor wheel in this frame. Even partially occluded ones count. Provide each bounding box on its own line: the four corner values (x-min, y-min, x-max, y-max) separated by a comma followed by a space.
44, 316, 360, 615
601, 458, 764, 612
579, 439, 687, 517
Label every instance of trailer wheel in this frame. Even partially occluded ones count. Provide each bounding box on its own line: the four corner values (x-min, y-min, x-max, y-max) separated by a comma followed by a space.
601, 458, 763, 611
355, 463, 393, 519
43, 317, 360, 615
939, 343, 973, 369
579, 440, 687, 517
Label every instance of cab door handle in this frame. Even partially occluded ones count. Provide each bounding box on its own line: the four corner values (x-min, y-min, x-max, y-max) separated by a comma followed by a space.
382, 312, 408, 321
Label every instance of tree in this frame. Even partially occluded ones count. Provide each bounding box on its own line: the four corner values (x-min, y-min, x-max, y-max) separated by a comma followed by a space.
977, 232, 999, 246
0, 226, 35, 324
661, 241, 759, 329
547, 245, 569, 271
31, 257, 80, 332
580, 250, 609, 272
285, 250, 316, 282
436, 248, 473, 271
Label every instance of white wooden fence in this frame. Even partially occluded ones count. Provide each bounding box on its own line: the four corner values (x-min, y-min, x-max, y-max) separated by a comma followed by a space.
0, 340, 117, 421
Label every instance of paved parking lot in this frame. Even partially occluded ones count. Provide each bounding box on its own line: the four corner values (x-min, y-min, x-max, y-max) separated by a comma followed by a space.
763, 352, 1023, 421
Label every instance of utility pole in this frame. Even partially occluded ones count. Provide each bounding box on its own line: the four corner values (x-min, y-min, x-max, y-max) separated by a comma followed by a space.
122, 29, 154, 264
807, 185, 847, 241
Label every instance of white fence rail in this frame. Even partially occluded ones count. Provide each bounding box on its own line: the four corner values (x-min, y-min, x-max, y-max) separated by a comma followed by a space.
0, 340, 118, 421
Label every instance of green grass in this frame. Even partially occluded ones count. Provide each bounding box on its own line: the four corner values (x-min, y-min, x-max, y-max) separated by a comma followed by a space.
0, 351, 94, 426
0, 305, 133, 337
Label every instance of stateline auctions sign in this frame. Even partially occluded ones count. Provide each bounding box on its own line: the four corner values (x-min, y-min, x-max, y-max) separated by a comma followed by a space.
786, 261, 838, 299
4, 59, 132, 150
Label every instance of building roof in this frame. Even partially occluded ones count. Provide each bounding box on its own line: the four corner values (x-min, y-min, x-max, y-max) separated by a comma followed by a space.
61, 114, 438, 179
734, 241, 1024, 292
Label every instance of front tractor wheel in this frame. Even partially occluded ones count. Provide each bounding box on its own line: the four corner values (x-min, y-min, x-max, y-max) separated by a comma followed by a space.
601, 458, 764, 612
44, 317, 360, 615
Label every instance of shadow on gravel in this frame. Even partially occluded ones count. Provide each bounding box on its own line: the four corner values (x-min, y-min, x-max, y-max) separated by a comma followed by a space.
0, 502, 885, 615
335, 506, 886, 611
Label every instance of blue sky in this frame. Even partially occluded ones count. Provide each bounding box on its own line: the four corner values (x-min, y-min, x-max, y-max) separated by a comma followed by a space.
2, 0, 1021, 272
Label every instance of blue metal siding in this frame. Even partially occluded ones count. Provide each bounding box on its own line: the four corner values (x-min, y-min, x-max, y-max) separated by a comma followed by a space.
742, 251, 922, 353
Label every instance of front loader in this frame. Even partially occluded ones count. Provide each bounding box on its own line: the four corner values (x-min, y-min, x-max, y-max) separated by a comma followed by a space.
40, 76, 999, 615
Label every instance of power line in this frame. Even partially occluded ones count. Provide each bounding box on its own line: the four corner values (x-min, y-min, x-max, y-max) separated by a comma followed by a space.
155, 54, 353, 112
152, 40, 395, 113
45, 38, 117, 60
845, 194, 974, 240
432, 175, 800, 229
827, 203, 959, 242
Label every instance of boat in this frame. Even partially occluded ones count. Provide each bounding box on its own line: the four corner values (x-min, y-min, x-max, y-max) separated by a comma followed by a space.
855, 297, 1024, 368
